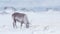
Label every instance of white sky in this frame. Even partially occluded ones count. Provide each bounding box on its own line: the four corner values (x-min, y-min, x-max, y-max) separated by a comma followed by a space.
0, 0, 60, 8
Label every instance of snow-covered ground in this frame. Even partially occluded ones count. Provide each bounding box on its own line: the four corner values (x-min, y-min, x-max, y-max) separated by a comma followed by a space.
0, 10, 60, 34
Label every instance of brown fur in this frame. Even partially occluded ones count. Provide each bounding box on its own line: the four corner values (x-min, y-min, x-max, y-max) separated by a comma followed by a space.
12, 12, 29, 28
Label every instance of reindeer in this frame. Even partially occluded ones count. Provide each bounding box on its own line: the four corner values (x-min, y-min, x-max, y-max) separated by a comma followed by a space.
12, 12, 29, 28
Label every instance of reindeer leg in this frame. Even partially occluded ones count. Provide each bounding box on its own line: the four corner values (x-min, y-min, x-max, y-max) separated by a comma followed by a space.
21, 23, 23, 28
20, 21, 24, 28
13, 19, 16, 28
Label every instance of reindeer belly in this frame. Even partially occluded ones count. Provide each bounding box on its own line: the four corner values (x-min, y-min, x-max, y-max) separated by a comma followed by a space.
15, 17, 24, 22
